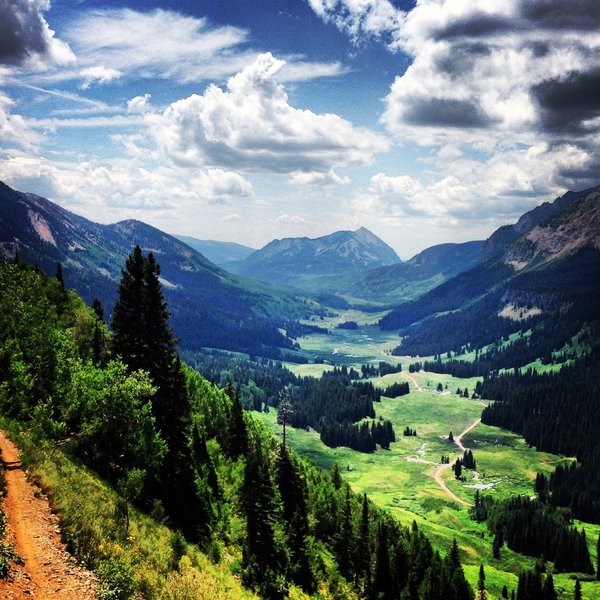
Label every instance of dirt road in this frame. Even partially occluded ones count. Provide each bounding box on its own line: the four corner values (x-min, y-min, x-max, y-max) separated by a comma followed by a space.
432, 418, 481, 507
0, 430, 97, 599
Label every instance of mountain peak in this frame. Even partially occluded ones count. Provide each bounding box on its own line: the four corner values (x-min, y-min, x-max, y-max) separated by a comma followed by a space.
227, 227, 400, 287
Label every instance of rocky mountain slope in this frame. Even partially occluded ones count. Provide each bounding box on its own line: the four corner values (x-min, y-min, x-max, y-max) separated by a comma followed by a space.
380, 185, 600, 355
0, 181, 318, 356
174, 235, 255, 266
227, 226, 400, 288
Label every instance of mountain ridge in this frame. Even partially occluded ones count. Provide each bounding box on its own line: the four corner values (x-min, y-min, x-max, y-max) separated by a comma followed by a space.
0, 181, 319, 356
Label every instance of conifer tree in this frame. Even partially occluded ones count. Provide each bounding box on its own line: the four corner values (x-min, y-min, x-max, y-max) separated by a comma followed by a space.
112, 245, 146, 372
543, 573, 557, 600
275, 442, 313, 592
337, 485, 353, 580
372, 523, 393, 600
573, 579, 582, 600
597, 533, 600, 580
55, 261, 65, 291
225, 382, 248, 460
112, 246, 207, 542
477, 564, 486, 600
356, 493, 371, 589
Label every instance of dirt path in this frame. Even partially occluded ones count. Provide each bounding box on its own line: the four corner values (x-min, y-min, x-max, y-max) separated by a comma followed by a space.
0, 431, 97, 599
402, 371, 422, 391
432, 418, 481, 507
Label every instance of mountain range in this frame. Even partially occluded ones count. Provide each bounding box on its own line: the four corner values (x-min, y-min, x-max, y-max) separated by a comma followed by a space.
0, 181, 318, 356
226, 226, 400, 289
380, 185, 600, 356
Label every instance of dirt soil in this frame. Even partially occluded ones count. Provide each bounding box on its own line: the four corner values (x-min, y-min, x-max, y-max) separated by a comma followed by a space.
0, 430, 97, 599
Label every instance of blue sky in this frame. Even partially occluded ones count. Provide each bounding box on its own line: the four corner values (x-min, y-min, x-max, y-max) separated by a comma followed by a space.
1, 0, 599, 258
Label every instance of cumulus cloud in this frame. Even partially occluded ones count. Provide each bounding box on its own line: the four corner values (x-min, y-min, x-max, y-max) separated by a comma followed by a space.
148, 52, 388, 175
0, 93, 41, 149
307, 0, 405, 48
0, 0, 74, 66
276, 213, 310, 225
127, 94, 152, 114
289, 169, 350, 186
79, 66, 122, 89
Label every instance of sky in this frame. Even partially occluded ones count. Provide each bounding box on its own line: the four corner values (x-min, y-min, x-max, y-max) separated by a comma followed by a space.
1, 0, 599, 259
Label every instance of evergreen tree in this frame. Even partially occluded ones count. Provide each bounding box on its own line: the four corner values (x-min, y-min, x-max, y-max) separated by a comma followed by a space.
477, 564, 486, 600
55, 261, 65, 291
337, 485, 353, 580
112, 245, 146, 372
356, 493, 371, 589
543, 574, 557, 600
372, 523, 393, 600
112, 247, 208, 542
225, 382, 248, 460
573, 579, 582, 600
275, 442, 313, 592
331, 462, 342, 490
241, 441, 284, 599
502, 585, 509, 598
597, 533, 600, 580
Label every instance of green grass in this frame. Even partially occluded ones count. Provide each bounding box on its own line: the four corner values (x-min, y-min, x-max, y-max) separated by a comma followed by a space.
255, 386, 600, 600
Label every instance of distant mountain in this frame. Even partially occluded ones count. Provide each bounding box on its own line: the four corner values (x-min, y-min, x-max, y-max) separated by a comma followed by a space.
341, 240, 484, 303
228, 227, 400, 289
174, 235, 254, 266
0, 181, 319, 356
380, 185, 600, 357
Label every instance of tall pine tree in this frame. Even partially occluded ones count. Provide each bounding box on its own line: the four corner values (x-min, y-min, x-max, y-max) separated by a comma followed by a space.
112, 246, 208, 542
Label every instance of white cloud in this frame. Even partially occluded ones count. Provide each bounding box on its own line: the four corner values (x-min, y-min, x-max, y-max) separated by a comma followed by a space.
276, 213, 310, 225
190, 169, 253, 200
220, 213, 242, 222
66, 9, 250, 83
79, 66, 122, 89
127, 94, 152, 114
307, 0, 405, 48
0, 93, 41, 149
148, 52, 388, 175
289, 169, 351, 186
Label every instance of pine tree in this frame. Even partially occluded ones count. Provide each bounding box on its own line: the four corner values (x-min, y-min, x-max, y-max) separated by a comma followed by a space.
331, 462, 342, 490
275, 442, 313, 592
573, 579, 582, 600
372, 523, 393, 600
477, 564, 486, 600
112, 247, 207, 542
597, 533, 600, 580
225, 382, 249, 460
55, 261, 65, 291
356, 493, 371, 589
112, 245, 146, 372
336, 485, 353, 579
543, 573, 557, 600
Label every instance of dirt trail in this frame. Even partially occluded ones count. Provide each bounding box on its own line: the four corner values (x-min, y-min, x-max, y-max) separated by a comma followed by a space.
402, 371, 422, 391
0, 430, 97, 599
432, 418, 481, 507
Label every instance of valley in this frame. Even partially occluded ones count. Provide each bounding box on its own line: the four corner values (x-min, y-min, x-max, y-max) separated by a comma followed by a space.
257, 318, 600, 598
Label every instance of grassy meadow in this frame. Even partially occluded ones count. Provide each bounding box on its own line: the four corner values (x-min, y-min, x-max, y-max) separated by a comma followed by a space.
265, 321, 600, 599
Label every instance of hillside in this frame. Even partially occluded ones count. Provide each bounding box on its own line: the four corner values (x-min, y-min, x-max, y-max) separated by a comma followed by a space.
0, 181, 319, 356
227, 227, 400, 289
380, 185, 600, 357
341, 240, 484, 303
174, 235, 255, 266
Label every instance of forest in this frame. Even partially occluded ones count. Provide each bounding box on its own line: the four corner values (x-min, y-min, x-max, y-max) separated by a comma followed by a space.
0, 252, 475, 600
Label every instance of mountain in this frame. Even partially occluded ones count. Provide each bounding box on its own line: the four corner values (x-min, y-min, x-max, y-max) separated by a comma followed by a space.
227, 227, 400, 288
0, 181, 319, 356
380, 185, 600, 357
174, 235, 254, 266
340, 240, 484, 303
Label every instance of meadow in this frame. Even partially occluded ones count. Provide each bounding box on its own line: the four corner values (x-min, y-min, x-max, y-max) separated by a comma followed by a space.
261, 321, 600, 599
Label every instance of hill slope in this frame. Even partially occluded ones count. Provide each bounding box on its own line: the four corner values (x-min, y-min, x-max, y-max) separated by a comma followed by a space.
342, 240, 484, 303
0, 181, 318, 355
380, 185, 600, 357
174, 235, 255, 266
228, 227, 400, 288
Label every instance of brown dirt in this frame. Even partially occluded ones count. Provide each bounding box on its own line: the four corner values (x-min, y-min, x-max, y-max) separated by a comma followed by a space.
433, 418, 482, 507
0, 430, 97, 599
